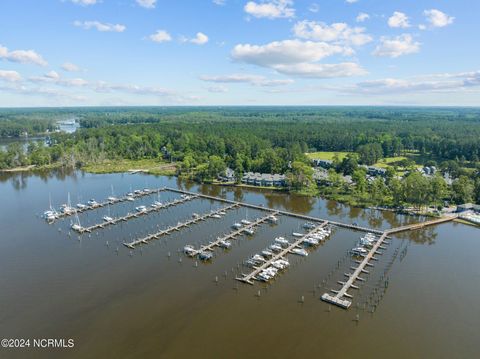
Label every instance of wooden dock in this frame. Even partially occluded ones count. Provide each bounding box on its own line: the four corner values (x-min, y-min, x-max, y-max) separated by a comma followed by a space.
73, 194, 198, 234
166, 187, 383, 234
56, 187, 169, 219
186, 212, 279, 257
385, 215, 458, 234
236, 221, 329, 285
123, 204, 239, 249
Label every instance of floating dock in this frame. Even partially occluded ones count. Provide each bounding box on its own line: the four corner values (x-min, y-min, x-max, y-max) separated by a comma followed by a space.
56, 187, 169, 219
123, 204, 239, 249
236, 221, 329, 285
185, 212, 279, 257
72, 194, 198, 234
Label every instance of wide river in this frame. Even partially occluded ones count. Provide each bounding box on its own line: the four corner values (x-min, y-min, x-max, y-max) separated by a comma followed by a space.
0, 170, 478, 358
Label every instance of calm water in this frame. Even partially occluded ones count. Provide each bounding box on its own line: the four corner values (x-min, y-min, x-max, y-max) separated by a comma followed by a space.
0, 170, 478, 359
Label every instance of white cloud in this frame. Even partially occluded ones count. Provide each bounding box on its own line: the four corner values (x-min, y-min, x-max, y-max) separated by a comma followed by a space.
293, 20, 372, 46
244, 0, 295, 19
349, 71, 480, 94
308, 3, 319, 13
149, 30, 172, 43
424, 9, 454, 28
62, 62, 82, 72
207, 85, 228, 93
190, 32, 209, 45
136, 0, 157, 9
200, 74, 293, 86
213, 0, 226, 5
356, 12, 369, 23
231, 39, 366, 78
345, 0, 358, 3
0, 70, 22, 82
70, 0, 98, 5
0, 44, 48, 66
232, 40, 352, 67
418, 24, 427, 31
29, 71, 88, 87
388, 11, 410, 28
74, 20, 126, 32
373, 34, 420, 58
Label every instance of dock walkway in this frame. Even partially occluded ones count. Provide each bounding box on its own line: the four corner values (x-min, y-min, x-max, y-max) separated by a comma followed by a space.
73, 194, 198, 234
187, 212, 279, 257
236, 221, 329, 285
123, 204, 239, 249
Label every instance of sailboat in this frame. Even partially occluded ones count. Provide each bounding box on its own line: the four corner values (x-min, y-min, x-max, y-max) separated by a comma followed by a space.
44, 193, 58, 221
71, 211, 83, 232
103, 204, 113, 222
107, 185, 118, 202
241, 208, 252, 225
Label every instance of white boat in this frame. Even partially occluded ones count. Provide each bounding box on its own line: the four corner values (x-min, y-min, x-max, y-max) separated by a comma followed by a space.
126, 196, 134, 202
134, 190, 142, 195
198, 251, 213, 261
219, 240, 232, 249
360, 238, 374, 247
71, 223, 83, 231
243, 227, 254, 235
76, 203, 86, 209
127, 192, 134, 197
292, 232, 304, 237
183, 245, 196, 256
275, 237, 290, 247
267, 215, 278, 224
303, 222, 316, 229
103, 216, 113, 222
60, 204, 74, 214
272, 259, 290, 270
232, 222, 242, 229
143, 188, 150, 193
261, 250, 273, 257
211, 214, 222, 219
269, 243, 283, 252
135, 205, 147, 212
291, 248, 308, 256
351, 247, 369, 256
303, 237, 319, 246
87, 199, 99, 207
241, 219, 252, 225
252, 254, 266, 263
218, 211, 227, 215
107, 196, 117, 202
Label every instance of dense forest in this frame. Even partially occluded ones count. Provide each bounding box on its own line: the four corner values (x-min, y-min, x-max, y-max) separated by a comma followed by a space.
1, 107, 479, 208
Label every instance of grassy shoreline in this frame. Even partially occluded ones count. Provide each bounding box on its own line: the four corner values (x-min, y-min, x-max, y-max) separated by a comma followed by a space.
81, 159, 177, 176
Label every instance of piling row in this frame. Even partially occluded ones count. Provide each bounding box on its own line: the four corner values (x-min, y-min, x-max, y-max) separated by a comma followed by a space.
72, 194, 198, 234
123, 204, 239, 249
236, 221, 329, 285
56, 187, 169, 219
185, 212, 279, 257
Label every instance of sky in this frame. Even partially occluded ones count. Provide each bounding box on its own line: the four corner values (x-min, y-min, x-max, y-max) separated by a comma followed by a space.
0, 0, 479, 107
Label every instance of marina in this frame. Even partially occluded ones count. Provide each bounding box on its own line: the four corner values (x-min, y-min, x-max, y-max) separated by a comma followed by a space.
122, 204, 239, 249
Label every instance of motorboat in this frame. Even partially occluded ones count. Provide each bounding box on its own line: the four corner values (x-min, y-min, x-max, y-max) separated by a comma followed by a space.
272, 259, 289, 270
267, 215, 278, 224
71, 223, 82, 232
218, 211, 227, 215
303, 237, 319, 246
218, 239, 232, 249
351, 247, 369, 256
135, 205, 147, 212
143, 188, 150, 194
360, 238, 374, 247
103, 216, 113, 222
126, 192, 134, 197
192, 212, 200, 218
261, 250, 273, 258
211, 214, 222, 219
134, 190, 142, 195
292, 232, 304, 237
303, 222, 316, 229
291, 248, 308, 256
107, 196, 118, 202
243, 228, 254, 235
269, 243, 283, 252
198, 251, 213, 261
87, 199, 99, 207
183, 245, 196, 256
274, 237, 290, 247
126, 196, 134, 202
241, 219, 252, 225
60, 204, 74, 214
76, 203, 87, 209
232, 222, 242, 229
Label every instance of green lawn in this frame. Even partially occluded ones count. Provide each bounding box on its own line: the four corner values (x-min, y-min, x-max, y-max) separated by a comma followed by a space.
305, 151, 352, 161
82, 158, 177, 176
373, 156, 408, 168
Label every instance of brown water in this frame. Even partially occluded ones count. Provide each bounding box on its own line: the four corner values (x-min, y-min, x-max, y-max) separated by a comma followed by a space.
0, 170, 478, 358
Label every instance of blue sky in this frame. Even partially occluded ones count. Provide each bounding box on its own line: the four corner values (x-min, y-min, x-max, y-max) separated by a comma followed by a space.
0, 0, 478, 106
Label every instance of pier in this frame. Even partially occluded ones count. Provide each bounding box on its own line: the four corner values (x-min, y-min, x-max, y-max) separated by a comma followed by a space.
72, 194, 198, 234
56, 187, 169, 219
123, 204, 239, 249
385, 215, 458, 234
167, 187, 383, 234
185, 212, 279, 257
236, 221, 329, 285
